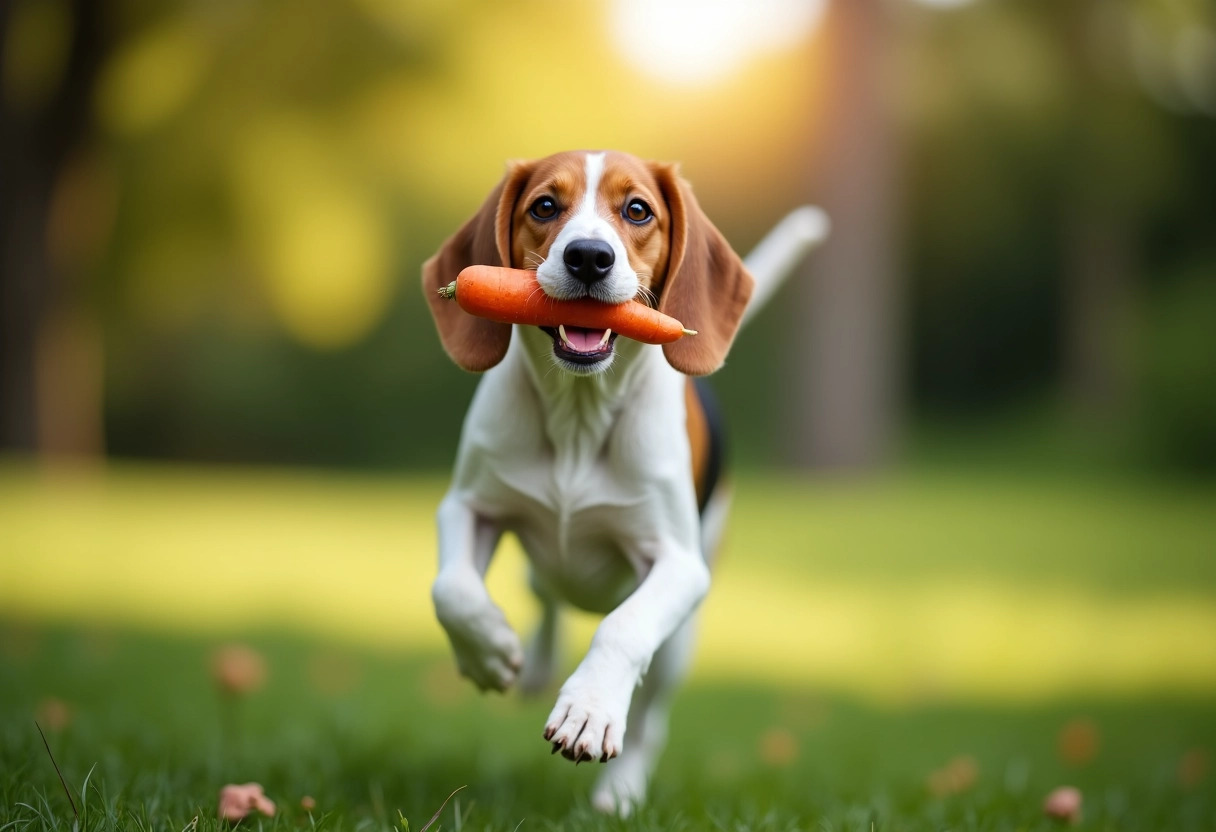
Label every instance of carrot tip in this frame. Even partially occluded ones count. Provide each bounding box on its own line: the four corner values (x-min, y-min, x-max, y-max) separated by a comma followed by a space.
682, 328, 698, 336
437, 281, 457, 300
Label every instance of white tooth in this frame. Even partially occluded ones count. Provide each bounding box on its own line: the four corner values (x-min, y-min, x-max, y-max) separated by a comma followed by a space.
598, 328, 612, 348
558, 324, 572, 347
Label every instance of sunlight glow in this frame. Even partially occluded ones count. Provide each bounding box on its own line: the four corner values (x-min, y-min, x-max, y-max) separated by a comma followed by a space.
610, 0, 825, 86
230, 115, 391, 349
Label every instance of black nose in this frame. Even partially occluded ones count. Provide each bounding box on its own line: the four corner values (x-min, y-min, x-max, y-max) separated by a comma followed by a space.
562, 239, 615, 285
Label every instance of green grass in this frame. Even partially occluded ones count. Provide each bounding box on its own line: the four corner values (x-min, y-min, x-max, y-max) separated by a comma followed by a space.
3, 462, 1215, 701
733, 470, 1216, 594
1, 461, 1215, 829
2, 623, 1214, 832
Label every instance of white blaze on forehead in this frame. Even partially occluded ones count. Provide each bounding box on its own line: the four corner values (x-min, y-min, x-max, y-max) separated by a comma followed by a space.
578, 152, 606, 220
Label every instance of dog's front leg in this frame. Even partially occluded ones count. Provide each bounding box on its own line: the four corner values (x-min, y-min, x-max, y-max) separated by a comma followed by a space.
430, 494, 523, 692
544, 542, 709, 762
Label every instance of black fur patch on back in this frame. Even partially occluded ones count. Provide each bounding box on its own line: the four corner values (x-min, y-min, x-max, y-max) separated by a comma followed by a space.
694, 377, 726, 514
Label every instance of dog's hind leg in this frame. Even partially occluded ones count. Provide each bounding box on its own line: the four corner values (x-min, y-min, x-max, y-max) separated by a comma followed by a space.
589, 477, 731, 816
699, 482, 732, 569
518, 568, 561, 695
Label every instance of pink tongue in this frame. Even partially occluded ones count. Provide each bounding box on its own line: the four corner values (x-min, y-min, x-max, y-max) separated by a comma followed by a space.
565, 327, 605, 352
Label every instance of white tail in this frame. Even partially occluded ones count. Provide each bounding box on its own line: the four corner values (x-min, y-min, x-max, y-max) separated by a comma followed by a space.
741, 206, 829, 327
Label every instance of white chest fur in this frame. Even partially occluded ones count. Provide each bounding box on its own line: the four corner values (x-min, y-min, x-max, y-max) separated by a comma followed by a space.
448, 327, 701, 612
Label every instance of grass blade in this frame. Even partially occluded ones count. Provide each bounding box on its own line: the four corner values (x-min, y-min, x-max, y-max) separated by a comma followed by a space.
78, 763, 97, 825
35, 722, 78, 823
418, 786, 466, 832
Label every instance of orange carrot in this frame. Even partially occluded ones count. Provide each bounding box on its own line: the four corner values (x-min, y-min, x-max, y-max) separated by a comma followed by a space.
438, 265, 696, 345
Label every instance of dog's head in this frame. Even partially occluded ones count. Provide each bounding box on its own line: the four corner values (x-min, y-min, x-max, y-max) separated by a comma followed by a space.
423, 150, 754, 377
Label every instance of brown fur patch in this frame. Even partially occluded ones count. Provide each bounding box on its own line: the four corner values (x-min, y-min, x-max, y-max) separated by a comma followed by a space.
508, 152, 587, 270
684, 378, 710, 506
597, 152, 671, 302
649, 165, 754, 376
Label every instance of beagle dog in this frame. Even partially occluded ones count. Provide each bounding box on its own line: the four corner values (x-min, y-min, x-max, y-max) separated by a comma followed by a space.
422, 150, 825, 815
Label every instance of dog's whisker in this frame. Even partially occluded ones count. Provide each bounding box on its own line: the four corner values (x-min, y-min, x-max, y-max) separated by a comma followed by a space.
634, 283, 659, 308
632, 276, 657, 303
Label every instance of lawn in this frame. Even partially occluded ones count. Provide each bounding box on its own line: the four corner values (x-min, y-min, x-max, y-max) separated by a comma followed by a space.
2, 625, 1213, 832
1, 461, 1214, 829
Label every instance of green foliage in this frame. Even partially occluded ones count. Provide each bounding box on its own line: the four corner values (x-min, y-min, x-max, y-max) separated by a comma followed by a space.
12, 0, 1215, 472
1138, 266, 1216, 473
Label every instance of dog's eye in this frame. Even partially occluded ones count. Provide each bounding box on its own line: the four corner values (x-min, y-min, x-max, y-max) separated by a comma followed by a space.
529, 197, 558, 221
624, 199, 652, 224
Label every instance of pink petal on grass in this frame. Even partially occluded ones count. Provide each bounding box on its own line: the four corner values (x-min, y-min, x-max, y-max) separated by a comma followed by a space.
218, 783, 277, 821
927, 755, 979, 797
1043, 786, 1082, 824
758, 728, 800, 767
211, 645, 267, 696
35, 698, 73, 732
1057, 718, 1100, 766
1178, 748, 1210, 788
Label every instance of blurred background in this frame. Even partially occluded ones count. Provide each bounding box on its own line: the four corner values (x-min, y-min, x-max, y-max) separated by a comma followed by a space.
2, 0, 1216, 705
3, 0, 1216, 472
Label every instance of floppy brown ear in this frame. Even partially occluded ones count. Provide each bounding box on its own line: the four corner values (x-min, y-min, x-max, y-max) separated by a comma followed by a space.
652, 165, 754, 376
422, 162, 534, 372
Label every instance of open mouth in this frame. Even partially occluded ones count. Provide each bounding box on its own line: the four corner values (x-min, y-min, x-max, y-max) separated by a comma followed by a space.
540, 325, 619, 365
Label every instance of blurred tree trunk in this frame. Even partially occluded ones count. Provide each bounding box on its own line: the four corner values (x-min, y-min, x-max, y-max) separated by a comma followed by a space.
787, 0, 902, 469
1057, 2, 1141, 420
1062, 208, 1135, 416
0, 0, 107, 458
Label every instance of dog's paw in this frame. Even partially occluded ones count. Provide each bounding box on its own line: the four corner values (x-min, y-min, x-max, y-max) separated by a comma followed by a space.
542, 675, 631, 763
447, 617, 523, 692
591, 758, 649, 818
433, 578, 523, 692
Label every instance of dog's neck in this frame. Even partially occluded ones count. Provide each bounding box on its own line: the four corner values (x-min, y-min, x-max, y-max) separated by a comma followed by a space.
513, 326, 653, 466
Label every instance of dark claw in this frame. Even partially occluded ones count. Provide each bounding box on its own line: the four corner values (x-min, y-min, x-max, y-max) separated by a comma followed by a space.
551, 742, 562, 755
600, 752, 609, 763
